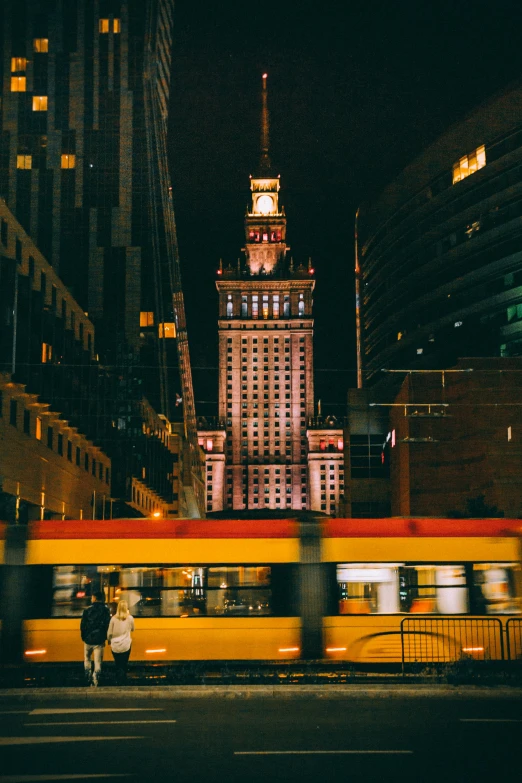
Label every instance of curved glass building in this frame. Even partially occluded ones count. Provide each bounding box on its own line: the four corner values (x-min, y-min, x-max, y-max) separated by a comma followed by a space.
358, 81, 522, 383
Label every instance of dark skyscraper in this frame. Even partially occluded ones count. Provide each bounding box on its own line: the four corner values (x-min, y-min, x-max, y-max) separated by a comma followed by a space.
0, 0, 203, 518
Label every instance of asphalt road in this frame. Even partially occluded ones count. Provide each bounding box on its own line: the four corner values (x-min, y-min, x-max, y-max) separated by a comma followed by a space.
0, 692, 521, 783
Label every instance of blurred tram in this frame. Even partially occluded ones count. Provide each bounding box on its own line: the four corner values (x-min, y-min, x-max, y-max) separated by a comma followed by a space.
0, 517, 521, 665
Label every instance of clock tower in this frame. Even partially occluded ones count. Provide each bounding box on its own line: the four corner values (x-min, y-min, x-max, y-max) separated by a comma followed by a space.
199, 74, 317, 513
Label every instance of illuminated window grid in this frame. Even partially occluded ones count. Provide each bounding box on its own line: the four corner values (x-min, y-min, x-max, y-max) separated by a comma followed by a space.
452, 145, 486, 184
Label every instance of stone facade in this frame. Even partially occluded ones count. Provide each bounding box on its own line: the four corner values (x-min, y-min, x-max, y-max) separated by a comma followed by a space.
199, 76, 344, 515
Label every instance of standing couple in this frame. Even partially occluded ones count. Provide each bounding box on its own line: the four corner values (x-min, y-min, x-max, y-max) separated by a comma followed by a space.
80, 592, 135, 686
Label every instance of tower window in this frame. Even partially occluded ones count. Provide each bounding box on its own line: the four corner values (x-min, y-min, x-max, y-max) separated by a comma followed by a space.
33, 39, 49, 52
273, 295, 279, 318
298, 293, 305, 317
61, 154, 76, 169
241, 296, 248, 317
283, 296, 290, 317
99, 18, 110, 33
140, 312, 154, 327
262, 295, 269, 319
16, 155, 32, 170
11, 57, 28, 72
252, 295, 259, 319
10, 76, 26, 92
158, 323, 176, 338
32, 96, 48, 111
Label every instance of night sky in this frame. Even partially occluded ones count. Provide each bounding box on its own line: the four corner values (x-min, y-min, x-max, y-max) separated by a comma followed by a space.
168, 0, 522, 417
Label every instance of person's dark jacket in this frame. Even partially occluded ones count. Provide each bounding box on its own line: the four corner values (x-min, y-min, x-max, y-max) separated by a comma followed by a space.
80, 601, 111, 645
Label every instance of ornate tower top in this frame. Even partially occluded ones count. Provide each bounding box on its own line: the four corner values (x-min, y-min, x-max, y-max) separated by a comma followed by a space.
245, 73, 286, 275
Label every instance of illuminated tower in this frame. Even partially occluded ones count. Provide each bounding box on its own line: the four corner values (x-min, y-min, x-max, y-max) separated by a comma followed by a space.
208, 75, 316, 512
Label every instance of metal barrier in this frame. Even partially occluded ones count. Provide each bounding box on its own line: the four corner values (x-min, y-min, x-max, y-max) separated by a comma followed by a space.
401, 617, 504, 666
506, 618, 522, 661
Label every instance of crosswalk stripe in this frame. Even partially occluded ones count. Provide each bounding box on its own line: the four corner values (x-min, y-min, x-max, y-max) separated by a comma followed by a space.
28, 720, 177, 726
460, 718, 522, 723
0, 776, 132, 782
235, 750, 413, 755
30, 708, 163, 715
0, 736, 143, 746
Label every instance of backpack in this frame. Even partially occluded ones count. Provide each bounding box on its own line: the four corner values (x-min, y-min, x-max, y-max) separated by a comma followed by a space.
81, 602, 110, 645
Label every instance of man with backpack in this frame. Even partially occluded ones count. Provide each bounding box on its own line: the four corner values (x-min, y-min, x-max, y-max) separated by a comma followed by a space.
80, 591, 111, 686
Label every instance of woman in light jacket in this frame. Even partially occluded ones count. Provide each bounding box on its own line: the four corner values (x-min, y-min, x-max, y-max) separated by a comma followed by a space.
107, 600, 135, 684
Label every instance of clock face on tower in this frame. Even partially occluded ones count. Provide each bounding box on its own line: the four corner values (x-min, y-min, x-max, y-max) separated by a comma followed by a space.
256, 194, 274, 214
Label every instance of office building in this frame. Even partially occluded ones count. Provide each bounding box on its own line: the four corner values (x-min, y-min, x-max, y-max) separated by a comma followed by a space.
357, 80, 522, 384
0, 0, 203, 518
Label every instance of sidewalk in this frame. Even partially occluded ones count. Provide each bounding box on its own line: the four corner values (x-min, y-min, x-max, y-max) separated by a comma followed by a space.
2, 683, 522, 700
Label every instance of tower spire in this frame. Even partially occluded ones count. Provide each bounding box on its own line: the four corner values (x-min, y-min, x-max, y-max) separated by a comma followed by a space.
260, 72, 271, 174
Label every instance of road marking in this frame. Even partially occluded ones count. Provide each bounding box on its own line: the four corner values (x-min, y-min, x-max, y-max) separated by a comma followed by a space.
0, 736, 143, 746
460, 719, 522, 723
234, 750, 413, 755
30, 708, 163, 715
0, 776, 132, 782
28, 720, 177, 726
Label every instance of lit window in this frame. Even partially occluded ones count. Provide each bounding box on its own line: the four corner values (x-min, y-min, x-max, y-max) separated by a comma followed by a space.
16, 155, 32, 170
32, 96, 48, 111
61, 154, 76, 169
33, 38, 49, 52
11, 57, 27, 72
35, 416, 42, 441
99, 18, 110, 33
262, 295, 269, 320
452, 145, 486, 184
158, 322, 176, 338
206, 439, 213, 452
10, 76, 26, 92
140, 311, 154, 327
113, 18, 121, 33
41, 343, 52, 363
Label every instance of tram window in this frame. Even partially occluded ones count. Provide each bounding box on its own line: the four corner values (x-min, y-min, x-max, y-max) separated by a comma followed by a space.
50, 564, 275, 617
399, 565, 468, 614
472, 563, 519, 614
337, 564, 400, 614
336, 563, 469, 614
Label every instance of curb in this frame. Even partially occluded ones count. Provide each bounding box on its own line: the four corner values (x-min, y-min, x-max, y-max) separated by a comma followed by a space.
2, 684, 522, 700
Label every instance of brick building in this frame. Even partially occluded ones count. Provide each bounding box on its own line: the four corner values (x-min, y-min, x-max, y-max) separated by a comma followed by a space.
389, 359, 522, 518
